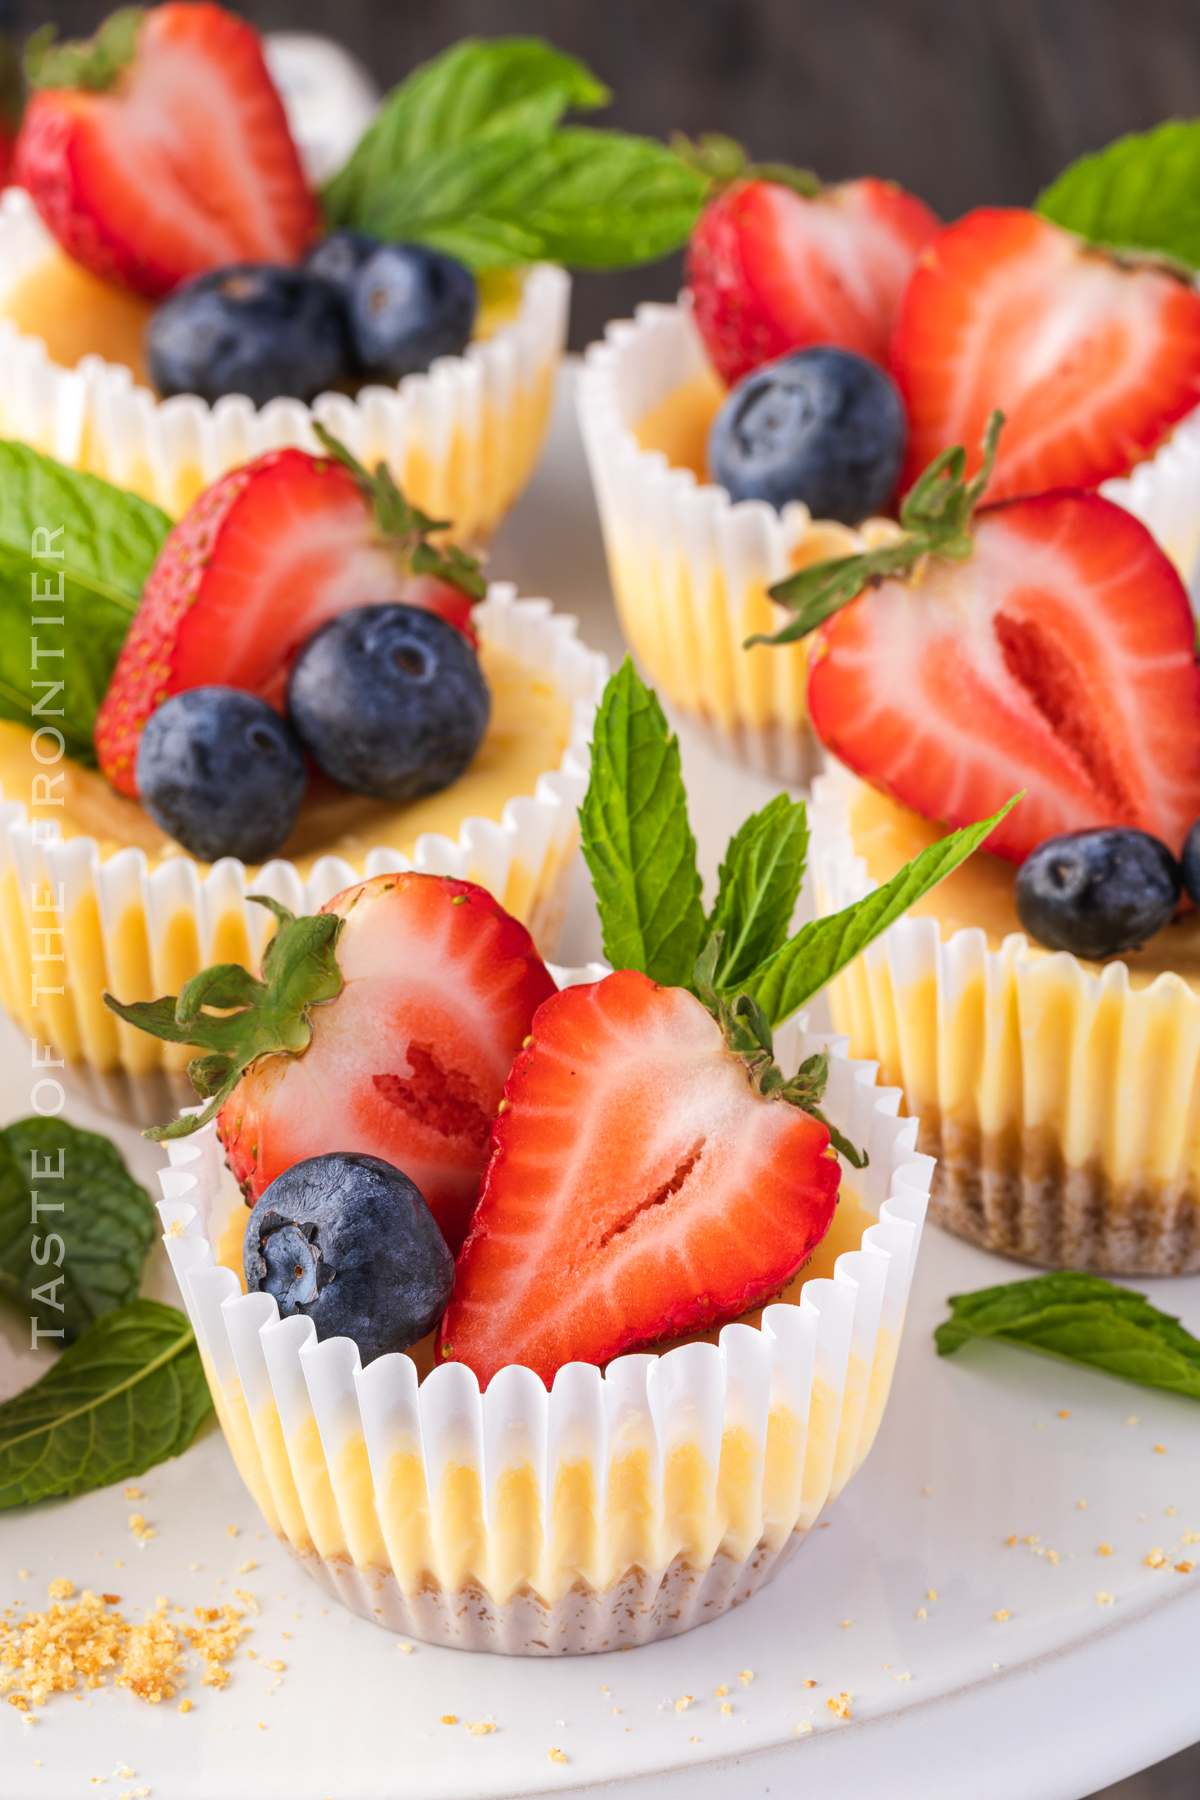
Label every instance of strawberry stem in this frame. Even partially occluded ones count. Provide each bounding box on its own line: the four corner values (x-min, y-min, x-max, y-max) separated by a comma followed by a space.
25, 7, 143, 93
694, 932, 867, 1166
104, 897, 345, 1142
312, 423, 487, 601
747, 408, 1005, 649
671, 131, 821, 199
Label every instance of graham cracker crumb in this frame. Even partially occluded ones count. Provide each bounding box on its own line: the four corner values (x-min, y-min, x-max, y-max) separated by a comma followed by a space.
46, 1579, 74, 1601
178, 1700, 192, 1713
916, 1608, 927, 1620
440, 1715, 457, 1725
1175, 1561, 1194, 1574
827, 1693, 851, 1719
675, 1695, 693, 1711
1154, 1444, 1167, 1455
1005, 1535, 1017, 1547
1077, 1500, 1088, 1510
739, 1669, 754, 1685
926, 1589, 937, 1601
548, 1747, 566, 1762
720, 1701, 732, 1715
993, 1610, 1011, 1622
166, 1219, 185, 1238
124, 1489, 143, 1501
397, 1642, 413, 1654
1145, 1548, 1167, 1569
1058, 1410, 1070, 1419
1097, 1592, 1115, 1605
1125, 1416, 1139, 1426
116, 1605, 184, 1702
236, 1562, 256, 1575
181, 1604, 250, 1687
802, 1679, 817, 1688
1099, 1543, 1113, 1555
797, 1721, 812, 1734
893, 1672, 911, 1682
226, 1527, 238, 1539
466, 1721, 494, 1735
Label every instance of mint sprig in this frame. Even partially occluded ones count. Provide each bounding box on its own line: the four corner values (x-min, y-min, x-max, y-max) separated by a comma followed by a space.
0, 1299, 211, 1508
322, 37, 706, 270
750, 411, 1005, 649
0, 1119, 155, 1345
104, 896, 345, 1141
1038, 121, 1200, 272
313, 424, 486, 599
704, 792, 809, 991
936, 1273, 1200, 1403
0, 441, 170, 762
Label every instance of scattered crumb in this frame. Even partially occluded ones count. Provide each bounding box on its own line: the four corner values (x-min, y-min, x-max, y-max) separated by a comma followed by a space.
797, 1721, 812, 1734
178, 1700, 192, 1714
893, 1672, 911, 1682
1046, 1550, 1060, 1565
1166, 1506, 1178, 1517
227, 1527, 239, 1538
675, 1695, 693, 1712
915, 1608, 927, 1621
440, 1715, 457, 1726
993, 1611, 1010, 1622
1058, 1410, 1070, 1419
1005, 1535, 1017, 1547
126, 1516, 156, 1545
1098, 1543, 1113, 1556
840, 1618, 852, 1629
819, 1521, 830, 1529
1176, 1562, 1194, 1575
1125, 1416, 1139, 1427
827, 1693, 851, 1719
187, 1565, 201, 1574
166, 1219, 186, 1239
739, 1669, 754, 1686
1077, 1500, 1088, 1510
714, 1684, 727, 1697
921, 1486, 932, 1496
17, 1572, 29, 1580
397, 1642, 413, 1655
1154, 1444, 1167, 1455
926, 1589, 937, 1602
257, 1723, 265, 1731
802, 1679, 817, 1688
720, 1702, 732, 1716
548, 1747, 566, 1763
1097, 1592, 1115, 1606
1145, 1548, 1167, 1569
233, 1592, 257, 1614
466, 1721, 494, 1735
47, 1579, 74, 1602
180, 1604, 250, 1688
1023, 1535, 1039, 1546
266, 1660, 284, 1673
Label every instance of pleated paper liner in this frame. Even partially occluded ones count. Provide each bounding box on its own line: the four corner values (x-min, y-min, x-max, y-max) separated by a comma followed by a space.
810, 767, 1200, 1275
0, 186, 569, 542
155, 1016, 933, 1655
0, 586, 607, 1126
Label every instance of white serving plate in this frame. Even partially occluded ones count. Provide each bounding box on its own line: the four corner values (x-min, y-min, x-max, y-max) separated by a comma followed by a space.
1, 370, 1198, 1799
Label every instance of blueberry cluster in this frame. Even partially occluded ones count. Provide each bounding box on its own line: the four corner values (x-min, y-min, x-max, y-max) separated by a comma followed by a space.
136, 603, 490, 864
1016, 823, 1200, 961
146, 234, 478, 409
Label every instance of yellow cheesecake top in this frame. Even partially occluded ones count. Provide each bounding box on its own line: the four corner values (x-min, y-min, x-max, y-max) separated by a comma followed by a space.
0, 638, 571, 881
847, 777, 1200, 989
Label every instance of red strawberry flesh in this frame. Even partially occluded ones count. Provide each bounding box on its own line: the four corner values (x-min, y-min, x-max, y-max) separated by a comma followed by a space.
890, 208, 1200, 502
218, 873, 557, 1255
438, 969, 840, 1387
807, 491, 1200, 863
15, 3, 316, 300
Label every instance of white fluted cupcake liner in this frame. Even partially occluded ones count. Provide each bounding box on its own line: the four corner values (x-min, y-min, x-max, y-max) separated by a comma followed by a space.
1101, 412, 1200, 606
0, 187, 569, 539
155, 1019, 933, 1653
0, 586, 606, 1125
809, 767, 1200, 1274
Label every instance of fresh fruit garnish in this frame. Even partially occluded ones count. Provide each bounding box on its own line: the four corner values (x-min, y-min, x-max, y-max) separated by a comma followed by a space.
679, 136, 939, 386
707, 345, 906, 523
760, 417, 1200, 865
243, 1151, 455, 1362
303, 228, 378, 298
16, 3, 318, 301
106, 876, 557, 1254
287, 603, 490, 804
146, 264, 346, 407
890, 208, 1200, 501
322, 38, 705, 272
1183, 820, 1200, 908
437, 966, 841, 1385
1037, 120, 1200, 273
136, 685, 307, 864
341, 241, 477, 383
1014, 828, 1182, 961
93, 427, 486, 798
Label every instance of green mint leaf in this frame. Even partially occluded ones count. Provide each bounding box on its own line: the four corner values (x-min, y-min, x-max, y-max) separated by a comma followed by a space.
705, 793, 809, 992
1038, 121, 1200, 270
0, 1299, 212, 1508
0, 440, 170, 763
0, 1118, 155, 1346
580, 659, 705, 987
323, 36, 608, 232
742, 797, 1017, 1026
935, 1272, 1200, 1402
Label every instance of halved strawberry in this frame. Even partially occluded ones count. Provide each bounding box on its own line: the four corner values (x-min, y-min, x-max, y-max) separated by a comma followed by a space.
108, 874, 557, 1255
15, 2, 317, 300
94, 439, 484, 797
805, 486, 1200, 864
437, 969, 839, 1387
686, 171, 940, 386
890, 208, 1200, 501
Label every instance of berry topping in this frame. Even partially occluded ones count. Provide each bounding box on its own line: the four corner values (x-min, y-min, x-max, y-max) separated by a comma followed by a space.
1015, 828, 1181, 961
707, 346, 905, 523
890, 208, 1200, 501
287, 603, 490, 804
345, 242, 477, 383
146, 264, 347, 407
107, 875, 556, 1253
244, 1151, 454, 1362
15, 3, 317, 301
437, 968, 840, 1386
681, 139, 939, 385
303, 228, 379, 300
135, 686, 305, 863
94, 430, 485, 798
762, 420, 1200, 865
1182, 818, 1200, 909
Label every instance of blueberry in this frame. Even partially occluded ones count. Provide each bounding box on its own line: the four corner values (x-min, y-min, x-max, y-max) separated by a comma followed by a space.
1181, 817, 1200, 907
243, 1151, 455, 1362
707, 346, 906, 523
287, 604, 490, 803
345, 242, 476, 382
303, 230, 380, 302
1015, 828, 1181, 960
146, 264, 347, 407
136, 687, 307, 864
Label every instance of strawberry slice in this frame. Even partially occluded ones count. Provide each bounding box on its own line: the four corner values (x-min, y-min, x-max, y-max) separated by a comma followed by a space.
807, 488, 1200, 864
437, 968, 839, 1386
15, 3, 317, 300
94, 439, 484, 798
687, 172, 940, 386
890, 208, 1200, 502
107, 874, 557, 1255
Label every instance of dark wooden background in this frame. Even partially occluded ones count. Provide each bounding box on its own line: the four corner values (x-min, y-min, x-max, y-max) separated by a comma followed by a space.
13, 0, 1200, 343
